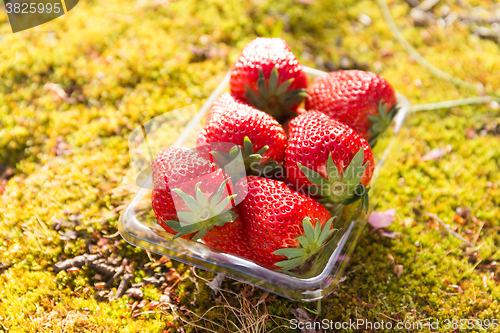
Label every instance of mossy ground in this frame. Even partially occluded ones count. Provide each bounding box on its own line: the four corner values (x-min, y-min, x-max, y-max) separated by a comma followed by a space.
1, 0, 500, 331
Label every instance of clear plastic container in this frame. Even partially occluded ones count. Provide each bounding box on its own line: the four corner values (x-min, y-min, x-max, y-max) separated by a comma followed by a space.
118, 66, 411, 301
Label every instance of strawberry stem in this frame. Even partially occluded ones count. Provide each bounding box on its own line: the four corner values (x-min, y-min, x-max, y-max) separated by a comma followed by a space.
367, 101, 400, 147
274, 217, 337, 271
245, 67, 308, 120
210, 136, 283, 178
164, 180, 238, 240
297, 148, 370, 213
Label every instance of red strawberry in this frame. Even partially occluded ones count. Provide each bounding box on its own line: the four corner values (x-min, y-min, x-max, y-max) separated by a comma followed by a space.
285, 111, 374, 212
230, 37, 308, 121
305, 70, 398, 146
237, 176, 335, 270
202, 207, 256, 262
197, 92, 286, 177
151, 146, 240, 239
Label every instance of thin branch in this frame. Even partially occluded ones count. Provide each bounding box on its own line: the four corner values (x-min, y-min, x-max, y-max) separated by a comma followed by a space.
54, 254, 118, 276
87, 259, 118, 276
427, 213, 474, 247
103, 230, 121, 238
377, 0, 500, 98
410, 96, 499, 112
54, 254, 101, 272
112, 273, 133, 300
105, 266, 124, 288
472, 219, 486, 245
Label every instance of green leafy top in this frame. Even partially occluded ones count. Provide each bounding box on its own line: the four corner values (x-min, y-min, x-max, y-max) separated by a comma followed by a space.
297, 148, 370, 214
164, 179, 238, 240
211, 136, 283, 178
367, 101, 399, 147
274, 217, 337, 271
245, 67, 308, 120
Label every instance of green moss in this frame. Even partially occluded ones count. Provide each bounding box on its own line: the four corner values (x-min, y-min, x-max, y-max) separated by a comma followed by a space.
1, 0, 500, 331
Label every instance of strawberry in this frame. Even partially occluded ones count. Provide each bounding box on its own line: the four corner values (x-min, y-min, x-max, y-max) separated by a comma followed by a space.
151, 146, 240, 240
285, 111, 374, 212
197, 92, 286, 177
230, 37, 308, 121
305, 70, 398, 146
237, 176, 335, 271
202, 207, 256, 262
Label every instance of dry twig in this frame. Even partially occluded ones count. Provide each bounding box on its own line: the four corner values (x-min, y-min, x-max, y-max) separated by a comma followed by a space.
427, 213, 474, 247
113, 273, 133, 300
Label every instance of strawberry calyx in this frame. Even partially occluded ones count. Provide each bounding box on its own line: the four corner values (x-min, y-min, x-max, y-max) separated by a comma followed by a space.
211, 136, 283, 178
273, 217, 337, 271
367, 101, 399, 147
164, 179, 238, 241
297, 148, 370, 214
245, 67, 308, 120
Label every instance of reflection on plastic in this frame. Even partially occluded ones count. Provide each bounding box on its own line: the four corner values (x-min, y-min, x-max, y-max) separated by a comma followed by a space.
128, 106, 249, 224
129, 105, 203, 189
